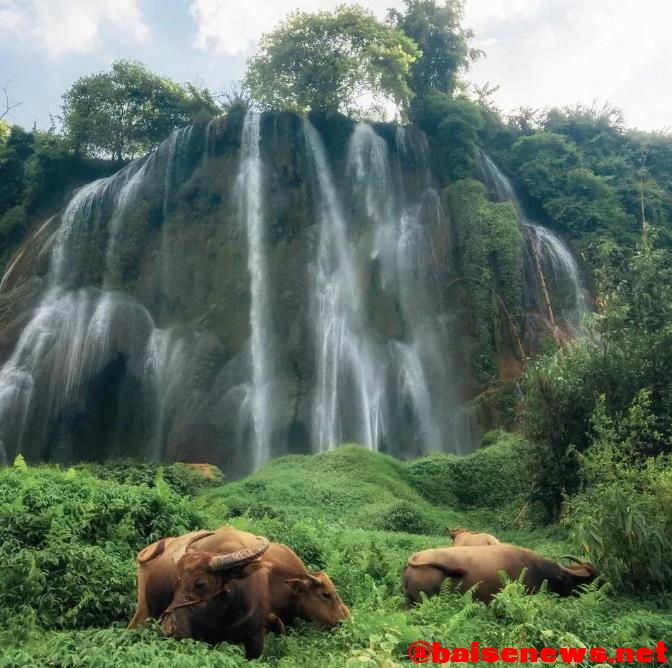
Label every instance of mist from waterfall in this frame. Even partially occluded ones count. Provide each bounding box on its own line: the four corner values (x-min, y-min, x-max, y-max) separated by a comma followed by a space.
237, 111, 275, 470
480, 153, 589, 334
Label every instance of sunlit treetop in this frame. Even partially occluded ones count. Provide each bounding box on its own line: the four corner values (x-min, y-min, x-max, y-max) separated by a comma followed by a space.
244, 5, 420, 117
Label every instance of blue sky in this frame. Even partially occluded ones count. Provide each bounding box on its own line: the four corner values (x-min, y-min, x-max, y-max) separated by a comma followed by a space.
2, 0, 671, 132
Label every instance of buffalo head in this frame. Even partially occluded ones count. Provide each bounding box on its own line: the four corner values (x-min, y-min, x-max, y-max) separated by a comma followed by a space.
560, 555, 600, 591
161, 537, 270, 645
284, 571, 350, 628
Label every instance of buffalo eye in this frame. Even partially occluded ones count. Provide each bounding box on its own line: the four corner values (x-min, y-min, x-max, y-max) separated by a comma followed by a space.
322, 591, 332, 600
194, 580, 207, 590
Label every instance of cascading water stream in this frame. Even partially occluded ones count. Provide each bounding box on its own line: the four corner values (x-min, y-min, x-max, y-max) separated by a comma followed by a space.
0, 123, 214, 462
304, 119, 386, 452
161, 125, 194, 300
351, 123, 452, 454
304, 120, 460, 454
480, 153, 589, 334
237, 111, 275, 470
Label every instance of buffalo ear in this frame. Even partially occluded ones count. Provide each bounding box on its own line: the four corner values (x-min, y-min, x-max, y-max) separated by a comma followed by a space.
285, 577, 309, 594
573, 565, 598, 579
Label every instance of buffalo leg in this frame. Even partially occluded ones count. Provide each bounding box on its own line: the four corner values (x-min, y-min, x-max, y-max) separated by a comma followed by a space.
266, 613, 286, 635
243, 633, 265, 660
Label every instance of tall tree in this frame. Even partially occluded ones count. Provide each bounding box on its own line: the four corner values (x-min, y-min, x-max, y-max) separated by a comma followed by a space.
61, 61, 218, 162
244, 5, 419, 115
387, 0, 480, 98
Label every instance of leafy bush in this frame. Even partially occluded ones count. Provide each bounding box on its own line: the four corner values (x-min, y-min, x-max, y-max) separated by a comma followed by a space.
0, 460, 205, 629
564, 393, 672, 593
376, 502, 437, 535
75, 459, 224, 497
407, 430, 534, 512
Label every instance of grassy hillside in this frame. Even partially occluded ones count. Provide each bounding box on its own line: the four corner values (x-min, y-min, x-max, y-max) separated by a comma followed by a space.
1, 441, 670, 667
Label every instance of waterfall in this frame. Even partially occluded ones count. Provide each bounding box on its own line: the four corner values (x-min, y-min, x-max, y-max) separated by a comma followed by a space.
0, 124, 210, 463
161, 125, 194, 300
305, 119, 459, 454
237, 111, 275, 470
350, 123, 451, 453
480, 153, 589, 335
0, 112, 480, 471
304, 119, 386, 452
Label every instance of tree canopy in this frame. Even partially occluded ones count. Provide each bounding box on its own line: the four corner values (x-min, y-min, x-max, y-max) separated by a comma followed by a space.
244, 5, 420, 115
61, 60, 218, 162
387, 0, 480, 97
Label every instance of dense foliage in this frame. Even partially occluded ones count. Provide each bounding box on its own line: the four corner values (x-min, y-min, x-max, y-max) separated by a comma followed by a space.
2, 445, 671, 666
448, 179, 523, 380
523, 240, 672, 521
61, 60, 219, 161
0, 124, 114, 269
387, 0, 480, 97
245, 6, 419, 116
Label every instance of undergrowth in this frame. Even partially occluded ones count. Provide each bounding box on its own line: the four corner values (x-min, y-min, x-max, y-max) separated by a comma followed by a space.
1, 440, 670, 666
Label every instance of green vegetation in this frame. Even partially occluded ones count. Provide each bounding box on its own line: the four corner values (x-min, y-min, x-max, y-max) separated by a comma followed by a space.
61, 60, 219, 162
2, 444, 671, 666
523, 239, 672, 519
448, 179, 523, 380
245, 6, 419, 116
387, 0, 480, 98
2, 2, 672, 662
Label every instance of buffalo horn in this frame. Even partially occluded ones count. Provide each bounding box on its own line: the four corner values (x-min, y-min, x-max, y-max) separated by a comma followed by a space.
209, 537, 270, 572
560, 555, 586, 564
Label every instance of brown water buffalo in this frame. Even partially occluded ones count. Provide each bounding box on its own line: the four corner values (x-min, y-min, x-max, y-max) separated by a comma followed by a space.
402, 544, 598, 604
447, 527, 501, 546
128, 526, 349, 658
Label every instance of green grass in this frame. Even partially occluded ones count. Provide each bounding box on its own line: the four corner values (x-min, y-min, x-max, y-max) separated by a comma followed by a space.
1, 439, 671, 666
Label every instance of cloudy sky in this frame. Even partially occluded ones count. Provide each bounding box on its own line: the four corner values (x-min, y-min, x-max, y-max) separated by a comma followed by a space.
1, 0, 670, 131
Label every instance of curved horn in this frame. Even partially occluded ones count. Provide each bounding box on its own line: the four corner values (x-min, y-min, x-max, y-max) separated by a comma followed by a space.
560, 555, 586, 564
209, 537, 270, 572
306, 573, 322, 586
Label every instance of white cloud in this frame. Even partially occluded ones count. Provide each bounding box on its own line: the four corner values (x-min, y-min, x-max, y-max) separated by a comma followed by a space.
463, 0, 672, 130
190, 0, 672, 129
0, 0, 149, 56
190, 0, 402, 56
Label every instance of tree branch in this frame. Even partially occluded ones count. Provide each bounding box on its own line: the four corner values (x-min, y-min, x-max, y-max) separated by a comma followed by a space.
1, 83, 23, 121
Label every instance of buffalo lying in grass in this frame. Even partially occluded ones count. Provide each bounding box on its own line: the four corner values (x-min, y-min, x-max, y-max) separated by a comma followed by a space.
128, 526, 349, 658
403, 544, 598, 604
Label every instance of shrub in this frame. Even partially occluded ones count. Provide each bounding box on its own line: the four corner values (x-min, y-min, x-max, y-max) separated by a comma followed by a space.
407, 430, 534, 511
0, 461, 205, 629
75, 459, 224, 497
564, 395, 672, 593
375, 502, 437, 535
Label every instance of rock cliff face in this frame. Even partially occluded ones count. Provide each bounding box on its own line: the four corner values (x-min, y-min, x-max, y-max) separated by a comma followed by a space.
0, 110, 587, 475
